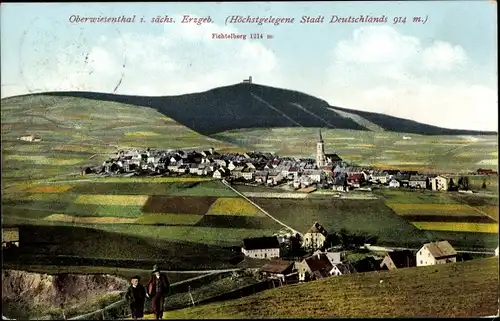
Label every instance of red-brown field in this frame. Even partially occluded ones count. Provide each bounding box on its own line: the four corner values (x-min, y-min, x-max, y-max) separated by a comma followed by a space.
142, 196, 217, 214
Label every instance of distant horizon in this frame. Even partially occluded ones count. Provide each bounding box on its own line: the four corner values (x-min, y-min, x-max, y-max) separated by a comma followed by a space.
3, 81, 497, 134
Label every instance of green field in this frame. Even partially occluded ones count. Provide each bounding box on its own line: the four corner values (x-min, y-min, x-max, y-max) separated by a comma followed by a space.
152, 258, 499, 318
214, 128, 498, 173
2, 94, 498, 278
1, 94, 237, 186
249, 197, 425, 247
376, 189, 499, 236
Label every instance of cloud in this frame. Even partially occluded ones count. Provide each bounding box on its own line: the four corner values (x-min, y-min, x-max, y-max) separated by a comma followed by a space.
7, 14, 282, 98
422, 41, 468, 71
324, 25, 497, 131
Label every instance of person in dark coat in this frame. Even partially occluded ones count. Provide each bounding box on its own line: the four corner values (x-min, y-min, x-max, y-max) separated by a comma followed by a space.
147, 265, 170, 320
125, 275, 147, 320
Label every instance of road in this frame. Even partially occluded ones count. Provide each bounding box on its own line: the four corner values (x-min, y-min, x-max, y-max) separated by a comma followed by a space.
222, 180, 302, 236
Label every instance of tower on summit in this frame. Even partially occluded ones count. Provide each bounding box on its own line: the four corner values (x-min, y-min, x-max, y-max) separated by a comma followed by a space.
242, 76, 253, 84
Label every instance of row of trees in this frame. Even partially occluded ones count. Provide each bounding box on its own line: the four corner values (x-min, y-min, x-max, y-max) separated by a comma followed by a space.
286, 228, 379, 257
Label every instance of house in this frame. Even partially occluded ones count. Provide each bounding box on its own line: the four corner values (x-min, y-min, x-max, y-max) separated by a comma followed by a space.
388, 179, 400, 188
254, 170, 269, 183
301, 169, 322, 183
288, 166, 300, 178
230, 169, 243, 180
241, 236, 280, 259
325, 153, 343, 166
213, 168, 229, 179
267, 172, 284, 186
302, 222, 329, 251
370, 171, 389, 184
347, 173, 364, 188
259, 259, 297, 284
241, 167, 255, 181
296, 253, 334, 281
495, 247, 499, 256
2, 228, 19, 248
431, 175, 450, 191
416, 241, 457, 267
393, 173, 410, 187
477, 168, 498, 175
312, 250, 342, 265
409, 175, 428, 189
330, 262, 356, 276
19, 134, 42, 142
380, 250, 416, 270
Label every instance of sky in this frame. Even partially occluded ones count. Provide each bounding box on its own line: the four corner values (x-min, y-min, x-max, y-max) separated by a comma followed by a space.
1, 1, 497, 131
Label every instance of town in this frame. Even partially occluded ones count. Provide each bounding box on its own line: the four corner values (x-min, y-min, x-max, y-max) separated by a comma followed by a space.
85, 130, 496, 193
75, 129, 499, 289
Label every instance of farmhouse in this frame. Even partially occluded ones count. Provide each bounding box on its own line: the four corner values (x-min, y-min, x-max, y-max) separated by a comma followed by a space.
477, 168, 498, 175
380, 250, 416, 270
431, 175, 450, 191
370, 171, 389, 184
409, 175, 428, 189
2, 228, 19, 249
302, 222, 328, 251
18, 134, 42, 142
241, 236, 280, 259
416, 241, 457, 267
388, 179, 400, 188
495, 247, 499, 257
213, 168, 229, 179
313, 250, 342, 265
296, 252, 350, 281
330, 262, 356, 276
259, 259, 297, 284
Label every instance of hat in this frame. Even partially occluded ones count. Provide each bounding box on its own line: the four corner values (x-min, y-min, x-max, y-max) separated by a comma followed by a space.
131, 275, 141, 280
152, 264, 160, 273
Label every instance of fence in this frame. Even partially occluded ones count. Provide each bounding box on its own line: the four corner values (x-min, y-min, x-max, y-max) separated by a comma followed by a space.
1, 271, 233, 321
67, 271, 232, 320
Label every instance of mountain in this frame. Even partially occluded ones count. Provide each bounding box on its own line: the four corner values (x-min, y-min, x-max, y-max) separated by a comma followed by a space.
13, 83, 497, 136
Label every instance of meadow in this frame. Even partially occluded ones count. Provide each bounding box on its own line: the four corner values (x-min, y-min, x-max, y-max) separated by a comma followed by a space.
214, 128, 498, 173
378, 189, 498, 239
2, 94, 498, 276
152, 258, 499, 319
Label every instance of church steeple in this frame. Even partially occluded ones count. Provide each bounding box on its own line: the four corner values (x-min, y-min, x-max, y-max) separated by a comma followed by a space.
316, 128, 326, 168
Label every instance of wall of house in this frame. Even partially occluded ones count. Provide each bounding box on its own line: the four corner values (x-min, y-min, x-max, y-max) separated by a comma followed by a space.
303, 233, 326, 250
380, 256, 396, 270
295, 261, 311, 282
417, 247, 436, 266
242, 248, 279, 259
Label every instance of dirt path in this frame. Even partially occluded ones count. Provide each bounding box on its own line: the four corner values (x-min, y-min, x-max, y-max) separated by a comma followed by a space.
222, 180, 302, 236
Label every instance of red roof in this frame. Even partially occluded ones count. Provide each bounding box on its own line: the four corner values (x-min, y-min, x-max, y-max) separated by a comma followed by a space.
348, 173, 363, 181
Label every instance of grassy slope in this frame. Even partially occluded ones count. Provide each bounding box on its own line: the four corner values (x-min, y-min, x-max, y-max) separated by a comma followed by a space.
21, 83, 497, 136
156, 258, 499, 318
0, 94, 238, 186
214, 127, 498, 173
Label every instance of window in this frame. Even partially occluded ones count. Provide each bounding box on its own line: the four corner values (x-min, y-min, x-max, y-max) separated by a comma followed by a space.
265, 253, 267, 258
420, 260, 423, 264
428, 253, 430, 257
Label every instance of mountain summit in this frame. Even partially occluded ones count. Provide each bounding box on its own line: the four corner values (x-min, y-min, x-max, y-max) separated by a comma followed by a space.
22, 83, 496, 136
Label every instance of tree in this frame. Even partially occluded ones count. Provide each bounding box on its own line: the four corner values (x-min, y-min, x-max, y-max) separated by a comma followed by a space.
323, 232, 341, 250
448, 178, 458, 191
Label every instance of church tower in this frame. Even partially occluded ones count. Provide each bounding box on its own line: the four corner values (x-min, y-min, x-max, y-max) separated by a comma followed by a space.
316, 129, 326, 168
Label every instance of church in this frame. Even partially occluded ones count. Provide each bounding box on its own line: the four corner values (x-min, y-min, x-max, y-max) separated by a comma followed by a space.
316, 129, 343, 168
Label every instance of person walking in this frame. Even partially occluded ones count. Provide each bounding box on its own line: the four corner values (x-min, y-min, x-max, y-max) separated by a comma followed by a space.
147, 264, 170, 320
125, 275, 147, 320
